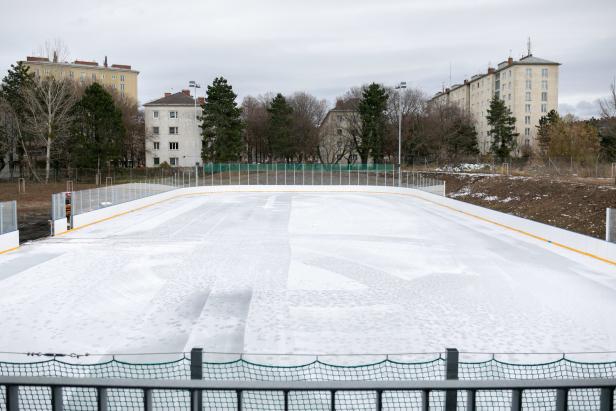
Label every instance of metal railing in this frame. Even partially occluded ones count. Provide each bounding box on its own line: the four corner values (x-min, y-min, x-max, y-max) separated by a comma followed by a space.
607, 208, 616, 243
70, 178, 181, 217
0, 201, 17, 235
198, 163, 445, 196
1, 375, 614, 411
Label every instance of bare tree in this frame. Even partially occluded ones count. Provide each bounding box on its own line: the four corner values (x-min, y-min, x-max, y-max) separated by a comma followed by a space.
288, 91, 328, 161
21, 77, 77, 183
599, 79, 616, 119
35, 39, 70, 62
242, 95, 270, 162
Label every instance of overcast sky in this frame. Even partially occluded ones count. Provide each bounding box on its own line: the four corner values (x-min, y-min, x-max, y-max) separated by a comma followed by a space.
1, 0, 615, 117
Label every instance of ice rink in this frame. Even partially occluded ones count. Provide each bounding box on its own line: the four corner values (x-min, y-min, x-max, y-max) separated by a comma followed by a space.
1, 190, 615, 359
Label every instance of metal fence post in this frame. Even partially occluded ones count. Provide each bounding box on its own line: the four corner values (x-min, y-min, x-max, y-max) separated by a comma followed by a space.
52, 386, 64, 411
600, 387, 614, 411
7, 385, 19, 411
607, 208, 615, 243
191, 347, 203, 410
445, 348, 459, 411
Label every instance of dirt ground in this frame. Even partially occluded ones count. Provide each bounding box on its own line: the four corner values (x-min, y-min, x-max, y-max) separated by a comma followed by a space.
0, 182, 96, 243
437, 173, 616, 239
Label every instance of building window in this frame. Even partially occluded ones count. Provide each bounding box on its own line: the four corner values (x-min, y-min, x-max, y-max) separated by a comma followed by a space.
92, 73, 96, 81
525, 139, 530, 146
112, 74, 116, 80
525, 116, 531, 125
541, 80, 548, 90
153, 157, 160, 165
542, 68, 548, 77
169, 142, 179, 150
525, 104, 531, 113
541, 92, 548, 101
169, 127, 178, 135
526, 68, 532, 77
526, 80, 532, 89
153, 142, 160, 150
525, 92, 531, 101
169, 111, 178, 119
120, 83, 125, 91
508, 94, 511, 100
170, 157, 178, 166
525, 128, 530, 136
153, 126, 159, 135
541, 103, 547, 113
120, 74, 125, 82
153, 111, 159, 119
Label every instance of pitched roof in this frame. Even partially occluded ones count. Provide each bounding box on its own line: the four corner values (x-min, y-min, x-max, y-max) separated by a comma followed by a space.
517, 55, 560, 65
144, 92, 195, 106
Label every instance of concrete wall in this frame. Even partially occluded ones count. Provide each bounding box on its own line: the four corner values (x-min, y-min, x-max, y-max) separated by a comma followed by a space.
0, 231, 19, 253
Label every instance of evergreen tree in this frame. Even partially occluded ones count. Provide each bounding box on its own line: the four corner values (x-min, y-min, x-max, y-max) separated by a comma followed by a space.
0, 62, 35, 174
536, 109, 560, 158
201, 77, 244, 162
487, 96, 518, 161
267, 93, 294, 161
71, 83, 125, 170
358, 83, 389, 163
446, 119, 479, 160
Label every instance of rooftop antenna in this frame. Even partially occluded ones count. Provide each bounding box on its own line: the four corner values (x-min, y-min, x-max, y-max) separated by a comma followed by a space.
527, 37, 532, 57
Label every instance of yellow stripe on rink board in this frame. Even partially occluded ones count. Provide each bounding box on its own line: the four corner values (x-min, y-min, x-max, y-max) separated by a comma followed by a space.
22, 187, 616, 266
0, 245, 20, 255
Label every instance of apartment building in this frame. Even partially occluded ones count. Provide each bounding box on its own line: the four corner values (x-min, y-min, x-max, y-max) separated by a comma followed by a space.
144, 90, 204, 168
20, 55, 139, 102
318, 108, 361, 164
431, 53, 560, 155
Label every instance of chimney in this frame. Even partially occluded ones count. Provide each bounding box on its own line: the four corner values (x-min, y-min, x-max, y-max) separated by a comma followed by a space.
104, 56, 108, 68
181, 89, 191, 96
487, 67, 496, 74
445, 88, 450, 93
52, 51, 58, 63
463, 79, 468, 85
164, 92, 172, 97
507, 57, 513, 65
197, 97, 205, 105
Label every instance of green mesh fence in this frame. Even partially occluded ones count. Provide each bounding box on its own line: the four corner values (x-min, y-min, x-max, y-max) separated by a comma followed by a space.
1, 355, 615, 410
203, 163, 395, 174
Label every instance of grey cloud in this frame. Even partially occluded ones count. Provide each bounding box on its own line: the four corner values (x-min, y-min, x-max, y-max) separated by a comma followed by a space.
1, 0, 615, 109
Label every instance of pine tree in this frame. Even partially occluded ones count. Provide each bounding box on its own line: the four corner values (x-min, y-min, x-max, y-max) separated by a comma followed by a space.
267, 93, 294, 161
358, 83, 389, 163
71, 83, 125, 170
536, 109, 560, 158
201, 77, 244, 162
487, 96, 518, 161
0, 63, 35, 175
446, 119, 479, 160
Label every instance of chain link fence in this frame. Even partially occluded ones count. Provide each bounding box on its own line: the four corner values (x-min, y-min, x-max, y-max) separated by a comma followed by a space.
1, 354, 616, 409
0, 201, 17, 235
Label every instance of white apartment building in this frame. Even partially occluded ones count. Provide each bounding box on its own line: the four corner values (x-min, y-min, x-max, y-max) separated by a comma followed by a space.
431, 53, 560, 155
144, 90, 204, 167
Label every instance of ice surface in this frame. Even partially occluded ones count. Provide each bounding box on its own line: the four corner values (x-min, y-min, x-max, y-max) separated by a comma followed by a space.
0, 191, 615, 361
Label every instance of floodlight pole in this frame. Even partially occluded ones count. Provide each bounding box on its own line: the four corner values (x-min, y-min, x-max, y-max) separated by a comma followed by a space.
395, 82, 406, 186
189, 80, 201, 123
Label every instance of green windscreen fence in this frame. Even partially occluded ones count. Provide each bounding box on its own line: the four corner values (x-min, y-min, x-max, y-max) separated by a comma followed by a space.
1, 355, 616, 409
203, 163, 395, 174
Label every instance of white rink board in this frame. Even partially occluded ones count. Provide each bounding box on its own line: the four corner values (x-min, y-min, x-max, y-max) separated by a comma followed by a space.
0, 187, 615, 360
0, 230, 18, 253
